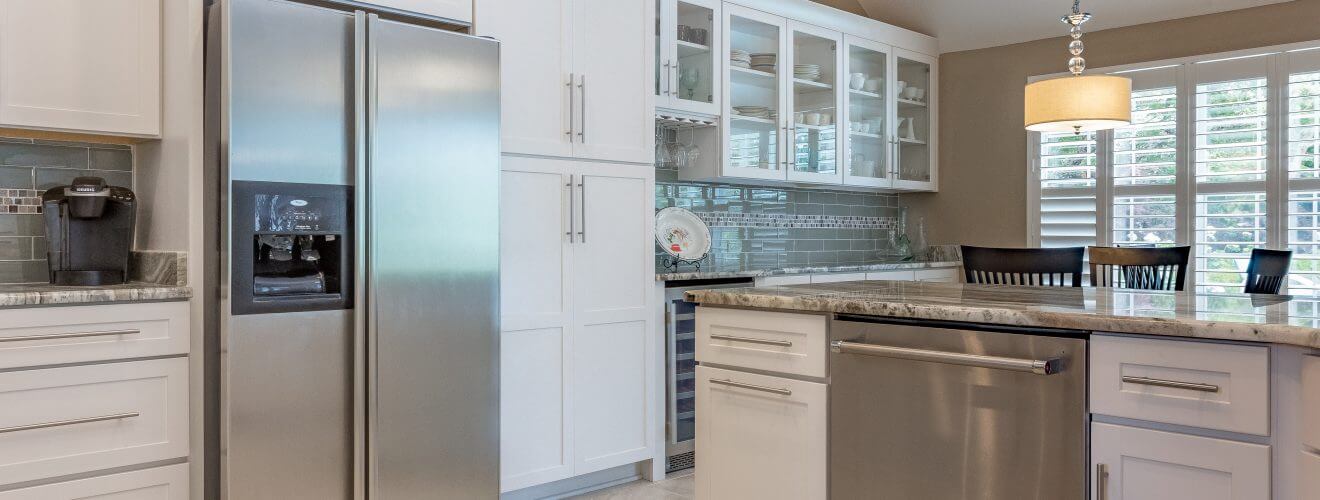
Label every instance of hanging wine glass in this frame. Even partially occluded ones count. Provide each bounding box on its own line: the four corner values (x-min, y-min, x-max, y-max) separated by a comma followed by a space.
680, 67, 700, 100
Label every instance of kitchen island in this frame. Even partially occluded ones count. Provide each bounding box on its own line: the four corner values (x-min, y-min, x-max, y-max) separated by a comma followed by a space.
686, 280, 1320, 500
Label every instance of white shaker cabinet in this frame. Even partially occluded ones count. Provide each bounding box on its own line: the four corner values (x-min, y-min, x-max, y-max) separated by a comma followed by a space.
656, 0, 721, 116
696, 365, 826, 500
0, 0, 161, 137
475, 0, 652, 164
498, 156, 656, 492
1091, 422, 1270, 500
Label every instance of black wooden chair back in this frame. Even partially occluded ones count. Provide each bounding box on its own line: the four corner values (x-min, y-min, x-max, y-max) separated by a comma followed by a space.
960, 246, 1085, 287
1244, 248, 1292, 294
1088, 246, 1191, 291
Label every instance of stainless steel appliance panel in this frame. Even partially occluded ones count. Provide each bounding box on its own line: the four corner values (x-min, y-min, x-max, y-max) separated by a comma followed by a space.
829, 318, 1087, 500
228, 0, 355, 185
366, 16, 500, 499
224, 311, 355, 499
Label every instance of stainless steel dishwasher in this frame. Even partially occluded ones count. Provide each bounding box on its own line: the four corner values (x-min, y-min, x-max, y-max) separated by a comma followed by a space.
829, 315, 1088, 500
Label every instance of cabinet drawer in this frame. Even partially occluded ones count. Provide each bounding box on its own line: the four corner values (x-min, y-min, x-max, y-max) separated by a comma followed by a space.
696, 365, 826, 500
810, 272, 866, 284
0, 463, 187, 499
0, 358, 188, 486
696, 307, 826, 378
914, 268, 958, 282
1303, 450, 1320, 500
756, 275, 811, 287
864, 270, 914, 281
1304, 355, 1320, 450
1091, 335, 1269, 435
0, 302, 189, 370
1091, 422, 1270, 500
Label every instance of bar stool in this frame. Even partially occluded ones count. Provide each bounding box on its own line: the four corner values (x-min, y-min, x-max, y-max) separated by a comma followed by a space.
1243, 248, 1292, 294
1087, 246, 1191, 291
960, 246, 1084, 287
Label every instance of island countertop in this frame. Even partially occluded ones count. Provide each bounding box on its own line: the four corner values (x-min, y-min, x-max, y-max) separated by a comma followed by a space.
0, 282, 192, 308
686, 280, 1320, 349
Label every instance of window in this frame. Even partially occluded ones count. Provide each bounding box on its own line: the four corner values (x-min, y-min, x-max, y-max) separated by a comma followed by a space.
1030, 44, 1320, 293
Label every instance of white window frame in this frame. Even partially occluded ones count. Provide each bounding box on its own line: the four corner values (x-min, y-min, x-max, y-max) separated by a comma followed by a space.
1027, 40, 1320, 293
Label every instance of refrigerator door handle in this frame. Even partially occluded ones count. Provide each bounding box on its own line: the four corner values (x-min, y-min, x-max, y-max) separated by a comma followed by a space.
363, 12, 382, 500
351, 11, 368, 500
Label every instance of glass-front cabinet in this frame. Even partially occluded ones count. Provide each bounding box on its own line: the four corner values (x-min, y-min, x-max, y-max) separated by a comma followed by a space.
892, 49, 937, 190
721, 4, 786, 181
785, 22, 843, 184
841, 35, 891, 187
656, 0, 720, 115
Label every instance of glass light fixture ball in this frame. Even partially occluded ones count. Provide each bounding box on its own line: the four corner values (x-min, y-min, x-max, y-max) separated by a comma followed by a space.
1068, 56, 1086, 73
1070, 25, 1083, 39
1069, 40, 1084, 56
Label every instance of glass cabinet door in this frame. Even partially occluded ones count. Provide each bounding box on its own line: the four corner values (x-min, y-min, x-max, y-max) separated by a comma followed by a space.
893, 49, 935, 189
722, 5, 786, 180
842, 36, 890, 187
785, 22, 842, 184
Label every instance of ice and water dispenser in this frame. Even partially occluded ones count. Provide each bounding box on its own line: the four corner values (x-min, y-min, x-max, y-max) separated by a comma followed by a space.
231, 181, 352, 315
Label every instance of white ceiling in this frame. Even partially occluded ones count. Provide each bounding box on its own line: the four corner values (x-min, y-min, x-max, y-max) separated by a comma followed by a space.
853, 0, 1294, 53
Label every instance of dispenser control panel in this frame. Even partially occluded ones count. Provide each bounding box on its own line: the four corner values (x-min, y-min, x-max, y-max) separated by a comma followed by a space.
253, 194, 345, 233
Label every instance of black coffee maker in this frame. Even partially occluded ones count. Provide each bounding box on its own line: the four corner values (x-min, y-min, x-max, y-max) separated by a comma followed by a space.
42, 176, 136, 285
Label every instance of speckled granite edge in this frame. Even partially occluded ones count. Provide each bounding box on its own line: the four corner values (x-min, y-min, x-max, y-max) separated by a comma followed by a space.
656, 260, 961, 281
0, 283, 191, 308
687, 283, 1320, 349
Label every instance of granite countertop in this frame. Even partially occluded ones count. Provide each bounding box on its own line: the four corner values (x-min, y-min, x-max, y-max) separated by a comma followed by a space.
0, 282, 192, 308
686, 280, 1320, 349
656, 260, 961, 281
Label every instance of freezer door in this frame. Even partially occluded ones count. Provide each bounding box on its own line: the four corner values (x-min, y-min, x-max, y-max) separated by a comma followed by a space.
829, 319, 1088, 500
366, 15, 501, 499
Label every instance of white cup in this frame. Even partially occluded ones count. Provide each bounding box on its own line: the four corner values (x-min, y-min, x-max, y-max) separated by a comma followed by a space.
804, 112, 821, 126
858, 123, 870, 133
849, 73, 866, 90
913, 88, 926, 101
863, 78, 881, 92
903, 86, 920, 100
850, 122, 861, 132
895, 81, 908, 94
859, 160, 876, 175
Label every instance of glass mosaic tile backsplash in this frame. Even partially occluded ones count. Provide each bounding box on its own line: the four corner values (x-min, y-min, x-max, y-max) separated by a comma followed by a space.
656, 177, 904, 274
0, 137, 133, 284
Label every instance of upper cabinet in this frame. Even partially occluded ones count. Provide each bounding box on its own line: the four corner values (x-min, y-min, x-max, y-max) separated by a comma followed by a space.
0, 0, 161, 138
475, 0, 653, 165
656, 0, 721, 116
676, 0, 938, 192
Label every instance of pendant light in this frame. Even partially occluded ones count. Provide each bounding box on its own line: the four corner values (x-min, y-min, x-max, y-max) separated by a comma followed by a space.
1024, 0, 1131, 134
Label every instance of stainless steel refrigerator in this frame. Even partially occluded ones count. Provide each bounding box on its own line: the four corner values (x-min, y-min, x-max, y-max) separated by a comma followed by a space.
204, 0, 499, 498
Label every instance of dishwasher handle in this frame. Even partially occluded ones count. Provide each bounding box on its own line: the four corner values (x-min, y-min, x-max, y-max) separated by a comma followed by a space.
831, 340, 1062, 375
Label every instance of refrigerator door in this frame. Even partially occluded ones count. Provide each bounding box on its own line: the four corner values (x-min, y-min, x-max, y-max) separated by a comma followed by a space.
366, 15, 501, 499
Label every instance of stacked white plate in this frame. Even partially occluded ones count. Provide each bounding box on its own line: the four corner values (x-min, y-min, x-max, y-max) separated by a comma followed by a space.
794, 64, 820, 81
749, 53, 776, 72
730, 49, 751, 69
732, 105, 771, 118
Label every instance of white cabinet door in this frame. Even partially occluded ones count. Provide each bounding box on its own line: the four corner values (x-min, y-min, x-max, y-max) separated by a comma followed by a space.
0, 0, 160, 137
890, 48, 937, 191
721, 4, 789, 182
657, 0, 720, 115
1303, 355, 1319, 450
366, 0, 471, 23
474, 0, 574, 158
0, 463, 187, 500
784, 21, 843, 185
498, 157, 575, 491
1302, 450, 1320, 500
570, 0, 653, 164
571, 163, 655, 474
696, 365, 826, 500
1091, 423, 1270, 500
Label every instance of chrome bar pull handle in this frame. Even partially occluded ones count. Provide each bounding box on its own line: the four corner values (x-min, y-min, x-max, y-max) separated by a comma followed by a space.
709, 378, 791, 396
1096, 463, 1109, 500
577, 75, 586, 143
1121, 375, 1220, 393
0, 329, 139, 343
710, 334, 792, 348
831, 340, 1062, 375
662, 60, 671, 95
577, 177, 586, 242
0, 412, 140, 434
566, 174, 576, 243
566, 73, 575, 140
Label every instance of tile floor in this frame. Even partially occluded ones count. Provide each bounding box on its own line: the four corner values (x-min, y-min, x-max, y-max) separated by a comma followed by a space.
570, 470, 695, 499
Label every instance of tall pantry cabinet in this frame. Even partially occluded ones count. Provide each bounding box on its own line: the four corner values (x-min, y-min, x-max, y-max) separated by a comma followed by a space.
475, 0, 657, 493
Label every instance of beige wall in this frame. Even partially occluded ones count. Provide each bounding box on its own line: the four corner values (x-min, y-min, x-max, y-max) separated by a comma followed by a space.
905, 0, 1320, 247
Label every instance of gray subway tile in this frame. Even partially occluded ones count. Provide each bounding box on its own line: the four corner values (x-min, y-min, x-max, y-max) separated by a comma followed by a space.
33, 236, 46, 257
0, 260, 46, 283
807, 192, 836, 204
0, 166, 33, 189
0, 236, 31, 260
89, 148, 133, 171
0, 214, 43, 237
0, 143, 88, 169
823, 204, 850, 216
